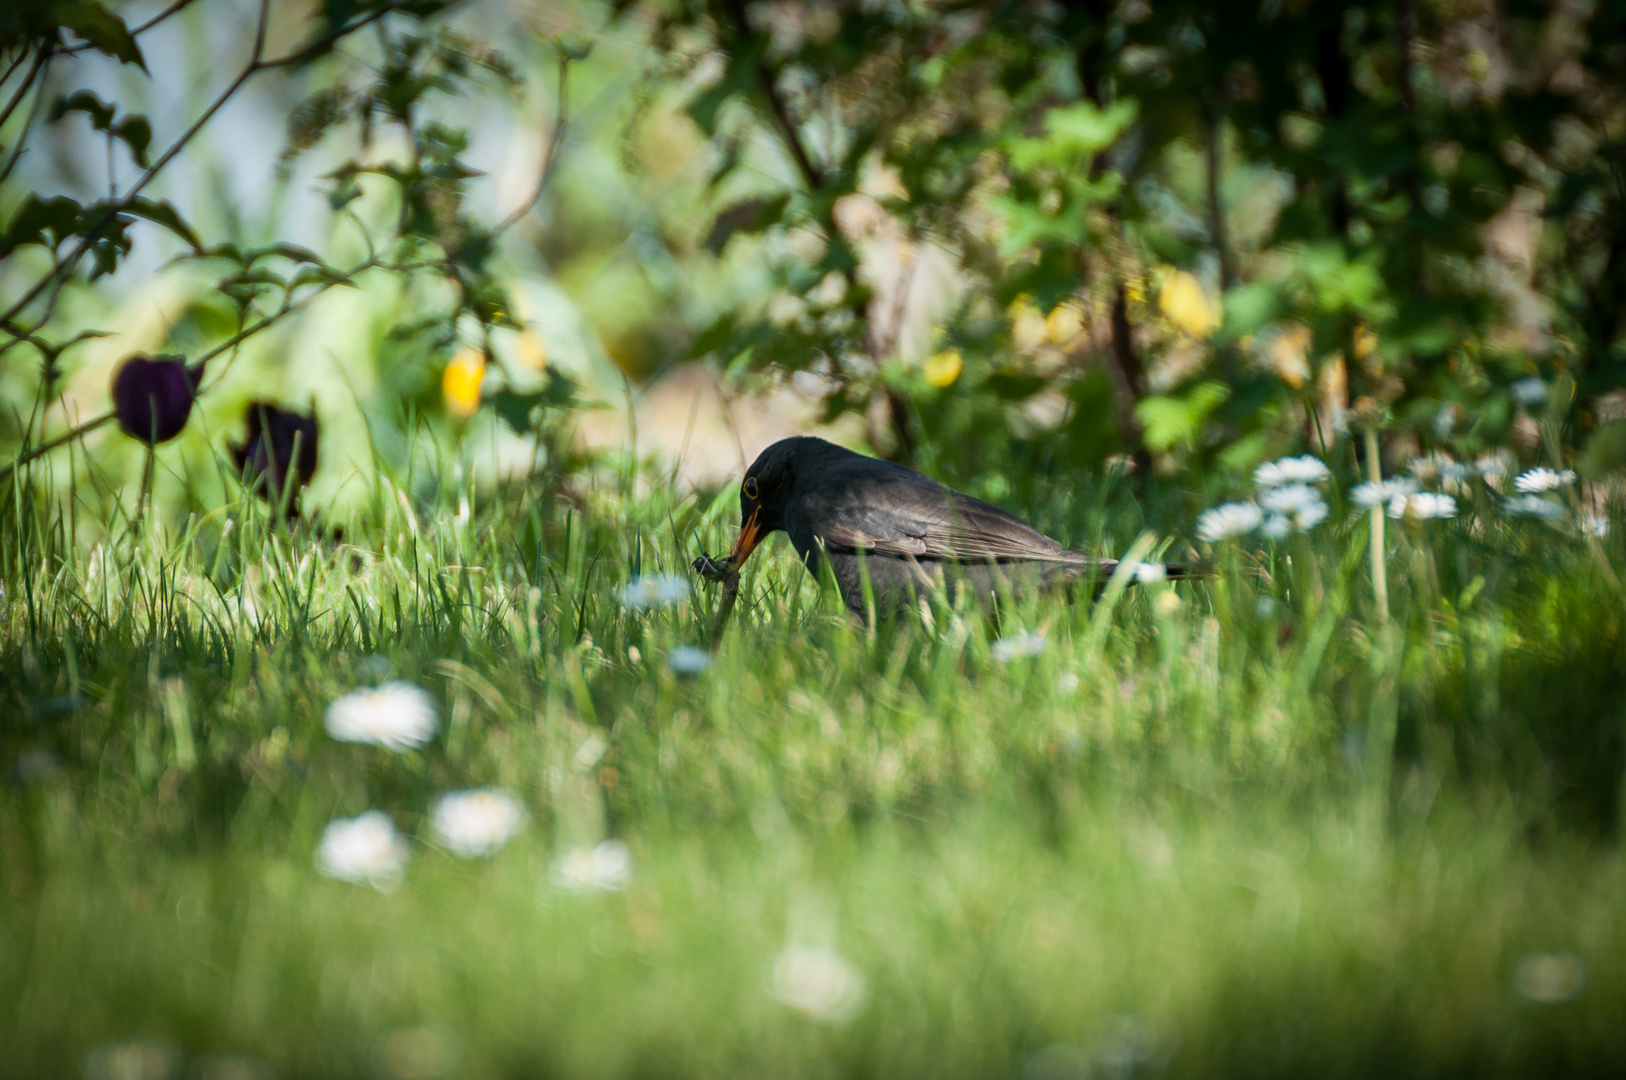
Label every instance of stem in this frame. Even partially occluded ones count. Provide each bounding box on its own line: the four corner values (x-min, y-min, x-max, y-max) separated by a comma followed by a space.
1206, 106, 1234, 290
1365, 427, 1389, 624
0, 42, 49, 133
1397, 0, 1417, 115
1108, 285, 1154, 482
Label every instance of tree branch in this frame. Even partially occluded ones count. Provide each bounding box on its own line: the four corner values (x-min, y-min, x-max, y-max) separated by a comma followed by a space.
0, 0, 421, 356
0, 46, 53, 187
0, 40, 50, 134
486, 53, 571, 240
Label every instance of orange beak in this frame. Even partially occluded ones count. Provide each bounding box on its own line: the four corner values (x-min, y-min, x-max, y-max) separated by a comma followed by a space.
729, 507, 764, 566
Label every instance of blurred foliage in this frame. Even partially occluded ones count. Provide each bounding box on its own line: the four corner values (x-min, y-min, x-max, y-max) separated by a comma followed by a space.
2, 0, 1625, 512
635, 0, 1626, 484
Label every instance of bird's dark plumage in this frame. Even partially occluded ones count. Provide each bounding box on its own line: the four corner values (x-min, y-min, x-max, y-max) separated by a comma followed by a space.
709, 436, 1175, 618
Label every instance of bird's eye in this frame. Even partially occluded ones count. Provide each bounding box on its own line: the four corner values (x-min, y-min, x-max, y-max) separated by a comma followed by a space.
743, 476, 759, 499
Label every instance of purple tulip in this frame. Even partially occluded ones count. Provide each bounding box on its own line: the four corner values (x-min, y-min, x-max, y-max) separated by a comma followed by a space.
232, 401, 319, 514
110, 355, 200, 445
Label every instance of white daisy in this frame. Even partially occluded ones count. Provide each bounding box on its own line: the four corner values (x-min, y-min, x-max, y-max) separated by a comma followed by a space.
431, 789, 526, 857
619, 574, 690, 609
1258, 484, 1323, 514
1196, 501, 1263, 542
1510, 376, 1549, 406
1580, 514, 1610, 538
1253, 454, 1330, 488
325, 683, 437, 752
1388, 492, 1457, 520
316, 811, 409, 888
1433, 402, 1461, 438
1291, 499, 1329, 530
991, 631, 1047, 662
1260, 497, 1328, 539
1350, 478, 1417, 507
1503, 495, 1568, 521
1514, 467, 1576, 493
666, 646, 711, 676
551, 839, 632, 892
1512, 950, 1585, 1004
1130, 561, 1167, 584
771, 945, 866, 1024
1408, 452, 1470, 483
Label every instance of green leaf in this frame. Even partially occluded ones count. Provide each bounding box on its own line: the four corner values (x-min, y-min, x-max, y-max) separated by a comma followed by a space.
112, 115, 151, 167
49, 2, 146, 68
48, 90, 116, 129
984, 372, 1047, 400
688, 314, 738, 360
50, 93, 152, 167
489, 370, 576, 433
704, 194, 790, 254
1218, 283, 1281, 343
328, 176, 362, 210
685, 42, 763, 137
0, 195, 83, 256
1135, 382, 1231, 451
288, 265, 357, 290
260, 243, 324, 265
122, 198, 202, 251
202, 242, 246, 264
1007, 100, 1139, 171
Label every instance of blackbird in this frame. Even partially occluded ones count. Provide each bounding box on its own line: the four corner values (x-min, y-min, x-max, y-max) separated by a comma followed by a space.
696, 436, 1182, 618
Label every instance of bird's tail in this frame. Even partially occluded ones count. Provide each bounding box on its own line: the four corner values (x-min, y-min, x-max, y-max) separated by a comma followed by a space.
1078, 555, 1206, 584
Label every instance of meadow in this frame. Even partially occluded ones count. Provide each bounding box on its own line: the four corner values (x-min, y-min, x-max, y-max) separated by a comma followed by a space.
2, 448, 1623, 1080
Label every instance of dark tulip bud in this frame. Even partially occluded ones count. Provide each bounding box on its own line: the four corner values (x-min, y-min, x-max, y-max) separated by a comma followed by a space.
110, 354, 200, 445
231, 401, 320, 515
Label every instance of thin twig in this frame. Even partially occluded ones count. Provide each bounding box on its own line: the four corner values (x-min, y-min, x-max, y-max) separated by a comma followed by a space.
0, 414, 116, 483
487, 55, 572, 238
0, 0, 418, 350
0, 41, 49, 133
0, 0, 275, 340
0, 46, 53, 187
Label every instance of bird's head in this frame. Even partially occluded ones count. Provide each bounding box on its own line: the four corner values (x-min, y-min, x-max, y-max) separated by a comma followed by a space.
729, 438, 803, 567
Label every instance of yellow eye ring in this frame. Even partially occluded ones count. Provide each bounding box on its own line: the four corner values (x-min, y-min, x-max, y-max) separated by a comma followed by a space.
743, 477, 759, 499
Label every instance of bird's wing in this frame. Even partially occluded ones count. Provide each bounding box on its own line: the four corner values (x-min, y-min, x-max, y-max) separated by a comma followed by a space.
815, 482, 1075, 563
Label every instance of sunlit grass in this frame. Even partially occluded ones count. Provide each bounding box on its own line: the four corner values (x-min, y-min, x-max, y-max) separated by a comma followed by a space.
1, 455, 1623, 1077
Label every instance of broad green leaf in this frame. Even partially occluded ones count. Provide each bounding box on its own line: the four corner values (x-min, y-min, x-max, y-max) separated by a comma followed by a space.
704, 194, 790, 254
49, 2, 146, 69
112, 116, 151, 167
48, 90, 116, 129
122, 198, 202, 251
1135, 382, 1231, 451
1218, 283, 1282, 343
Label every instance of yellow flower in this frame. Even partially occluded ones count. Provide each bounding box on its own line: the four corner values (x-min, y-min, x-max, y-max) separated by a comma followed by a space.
1045, 302, 1085, 346
1008, 297, 1048, 352
1157, 268, 1219, 339
923, 349, 963, 388
443, 349, 486, 419
1353, 323, 1378, 361
515, 330, 548, 371
1270, 324, 1312, 388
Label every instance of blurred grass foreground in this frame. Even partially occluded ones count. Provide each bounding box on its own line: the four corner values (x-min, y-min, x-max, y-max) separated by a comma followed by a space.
4, 1, 1626, 1078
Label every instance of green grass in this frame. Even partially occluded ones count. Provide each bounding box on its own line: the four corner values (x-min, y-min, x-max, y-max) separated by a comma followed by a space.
2, 458, 1624, 1078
